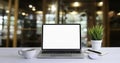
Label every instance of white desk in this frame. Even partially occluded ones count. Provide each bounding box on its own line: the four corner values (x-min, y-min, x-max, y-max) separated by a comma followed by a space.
0, 47, 120, 63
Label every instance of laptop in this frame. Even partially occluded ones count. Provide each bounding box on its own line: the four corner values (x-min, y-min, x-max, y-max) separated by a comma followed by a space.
38, 24, 84, 59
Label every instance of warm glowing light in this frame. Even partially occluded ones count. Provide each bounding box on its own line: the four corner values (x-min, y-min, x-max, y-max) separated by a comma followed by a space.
70, 11, 78, 14
6, 10, 9, 13
72, 2, 81, 7
29, 5, 33, 8
22, 12, 26, 16
36, 11, 43, 14
51, 5, 56, 12
59, 11, 65, 15
32, 7, 36, 11
96, 11, 102, 15
98, 2, 103, 7
117, 12, 120, 16
108, 11, 115, 18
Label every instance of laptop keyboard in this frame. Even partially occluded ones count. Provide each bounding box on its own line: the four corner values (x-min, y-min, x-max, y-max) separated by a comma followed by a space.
37, 52, 84, 59
44, 54, 72, 57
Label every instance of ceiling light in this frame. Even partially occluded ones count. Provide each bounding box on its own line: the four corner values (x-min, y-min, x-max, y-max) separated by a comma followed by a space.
117, 12, 120, 16
59, 11, 65, 15
29, 5, 33, 8
51, 5, 56, 12
98, 2, 103, 7
36, 11, 43, 14
72, 2, 81, 7
6, 10, 9, 13
96, 11, 103, 15
22, 12, 26, 16
32, 7, 36, 11
70, 11, 78, 14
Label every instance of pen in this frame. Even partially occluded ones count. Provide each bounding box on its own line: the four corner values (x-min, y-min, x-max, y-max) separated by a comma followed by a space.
87, 49, 102, 54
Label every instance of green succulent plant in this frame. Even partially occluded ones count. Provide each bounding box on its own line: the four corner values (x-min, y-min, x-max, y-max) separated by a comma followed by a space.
88, 25, 104, 40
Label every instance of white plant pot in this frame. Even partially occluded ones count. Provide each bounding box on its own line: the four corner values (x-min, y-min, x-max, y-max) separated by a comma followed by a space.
91, 40, 102, 51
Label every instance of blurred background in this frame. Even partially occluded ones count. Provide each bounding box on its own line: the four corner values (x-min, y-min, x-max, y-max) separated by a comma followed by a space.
0, 0, 120, 47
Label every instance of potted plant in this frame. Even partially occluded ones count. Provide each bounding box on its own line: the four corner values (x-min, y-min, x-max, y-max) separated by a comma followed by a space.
88, 25, 104, 51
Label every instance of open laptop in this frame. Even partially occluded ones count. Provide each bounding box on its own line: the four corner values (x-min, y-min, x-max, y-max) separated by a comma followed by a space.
38, 24, 84, 59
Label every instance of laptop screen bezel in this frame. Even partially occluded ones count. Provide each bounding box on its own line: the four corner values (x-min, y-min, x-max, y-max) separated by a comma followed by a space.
41, 24, 81, 53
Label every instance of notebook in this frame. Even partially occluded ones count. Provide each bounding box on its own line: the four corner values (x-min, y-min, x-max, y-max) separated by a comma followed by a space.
38, 24, 84, 59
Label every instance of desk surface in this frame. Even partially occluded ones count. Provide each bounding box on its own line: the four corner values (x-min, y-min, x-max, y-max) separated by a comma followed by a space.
0, 47, 120, 63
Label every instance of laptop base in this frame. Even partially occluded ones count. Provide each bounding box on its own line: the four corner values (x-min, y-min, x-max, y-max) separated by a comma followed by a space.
37, 52, 85, 59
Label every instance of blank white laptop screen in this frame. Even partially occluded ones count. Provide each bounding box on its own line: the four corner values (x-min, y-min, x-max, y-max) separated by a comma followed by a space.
43, 24, 80, 49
